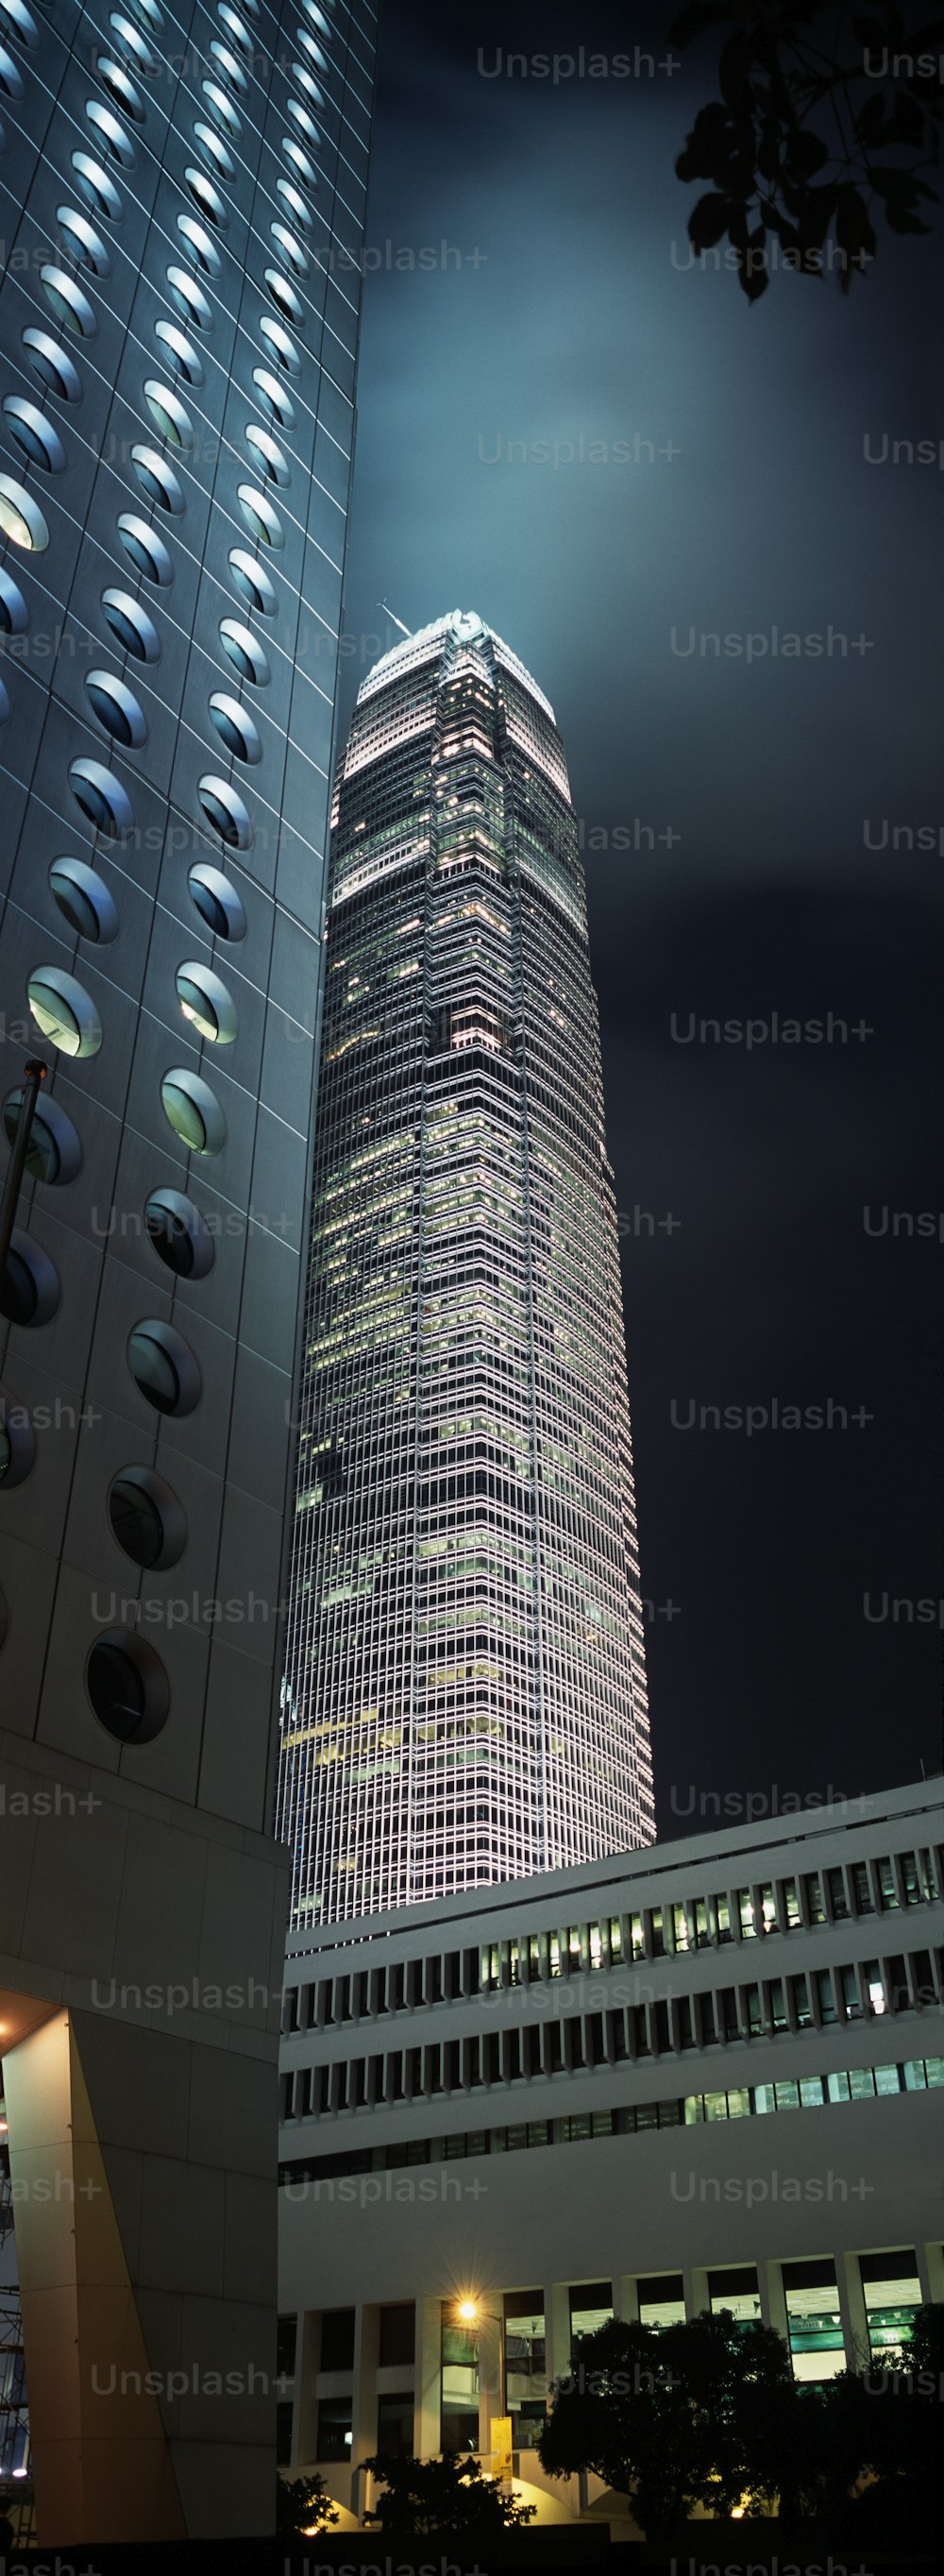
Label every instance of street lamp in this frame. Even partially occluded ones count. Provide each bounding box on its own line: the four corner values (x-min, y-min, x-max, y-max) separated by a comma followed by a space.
452, 2298, 509, 2480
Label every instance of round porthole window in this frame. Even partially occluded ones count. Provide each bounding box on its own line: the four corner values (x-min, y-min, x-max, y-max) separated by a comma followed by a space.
116, 512, 173, 583
217, 4, 252, 57
176, 959, 239, 1042
93, 56, 145, 121
0, 1389, 36, 1488
299, 0, 332, 31
143, 1186, 215, 1279
126, 0, 164, 34
127, 1318, 201, 1415
2, 1088, 81, 1186
208, 692, 261, 763
177, 212, 221, 277
2, 398, 66, 472
49, 855, 119, 941
0, 42, 25, 98
101, 586, 160, 660
143, 380, 194, 447
109, 12, 159, 76
193, 120, 235, 180
197, 774, 253, 847
290, 60, 324, 111
0, 568, 27, 633
71, 148, 124, 220
0, 0, 41, 49
264, 267, 305, 327
165, 265, 213, 331
189, 860, 247, 939
218, 618, 269, 686
154, 319, 203, 384
21, 329, 82, 402
251, 366, 295, 431
86, 1627, 170, 1741
0, 1229, 59, 1328
85, 96, 136, 166
85, 669, 147, 748
286, 93, 320, 145
228, 547, 277, 616
0, 473, 49, 551
210, 36, 247, 92
281, 137, 318, 192
258, 314, 300, 376
184, 165, 228, 226
276, 178, 312, 233
237, 483, 284, 547
41, 264, 97, 336
57, 204, 110, 274
26, 965, 102, 1057
201, 75, 242, 135
160, 1065, 228, 1154
69, 756, 136, 837
244, 421, 289, 485
270, 218, 310, 279
130, 444, 184, 511
108, 1466, 186, 1568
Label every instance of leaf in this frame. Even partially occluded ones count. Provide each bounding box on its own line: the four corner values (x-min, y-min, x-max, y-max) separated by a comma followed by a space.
764, 207, 801, 250
719, 30, 758, 105
835, 182, 878, 263
884, 201, 934, 229
738, 252, 769, 302
888, 90, 926, 146
786, 127, 831, 176
757, 127, 782, 181
687, 190, 733, 248
855, 91, 894, 147
797, 184, 839, 247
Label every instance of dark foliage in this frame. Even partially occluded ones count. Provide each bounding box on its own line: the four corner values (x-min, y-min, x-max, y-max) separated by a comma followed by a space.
670, 2, 943, 297
362, 2451, 536, 2540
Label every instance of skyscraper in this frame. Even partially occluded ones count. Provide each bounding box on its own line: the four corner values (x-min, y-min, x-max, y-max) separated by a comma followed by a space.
0, 0, 375, 2537
278, 610, 654, 1925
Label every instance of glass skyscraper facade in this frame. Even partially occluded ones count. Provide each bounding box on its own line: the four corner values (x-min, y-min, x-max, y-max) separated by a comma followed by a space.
278, 610, 654, 1925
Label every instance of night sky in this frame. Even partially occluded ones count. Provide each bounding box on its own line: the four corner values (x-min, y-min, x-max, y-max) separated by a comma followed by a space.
336, 3, 944, 1838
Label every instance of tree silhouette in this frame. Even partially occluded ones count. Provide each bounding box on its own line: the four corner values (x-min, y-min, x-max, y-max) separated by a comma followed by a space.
671, 2, 943, 297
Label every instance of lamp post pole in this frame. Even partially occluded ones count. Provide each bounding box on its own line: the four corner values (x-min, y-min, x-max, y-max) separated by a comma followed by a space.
454, 2300, 510, 2483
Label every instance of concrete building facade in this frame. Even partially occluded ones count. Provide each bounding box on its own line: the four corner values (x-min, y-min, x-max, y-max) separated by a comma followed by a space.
277, 1778, 944, 2526
0, 0, 375, 2538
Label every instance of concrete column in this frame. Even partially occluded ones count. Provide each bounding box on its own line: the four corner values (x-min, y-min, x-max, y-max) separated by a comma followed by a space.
764, 2260, 791, 2354
295, 2310, 321, 2466
917, 2239, 944, 2305
416, 2296, 441, 2458
544, 2279, 570, 2402
687, 2264, 710, 2321
352, 2301, 378, 2466
3, 2012, 185, 2544
616, 2273, 640, 2324
837, 2247, 870, 2372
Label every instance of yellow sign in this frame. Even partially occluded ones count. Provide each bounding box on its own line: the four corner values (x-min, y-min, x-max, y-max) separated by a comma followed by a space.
490, 2415, 514, 2483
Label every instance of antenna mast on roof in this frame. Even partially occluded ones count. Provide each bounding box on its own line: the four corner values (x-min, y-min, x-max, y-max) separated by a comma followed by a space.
378, 602, 412, 638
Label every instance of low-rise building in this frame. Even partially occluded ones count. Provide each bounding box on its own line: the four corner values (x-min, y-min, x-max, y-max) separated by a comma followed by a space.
277, 1777, 944, 2524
